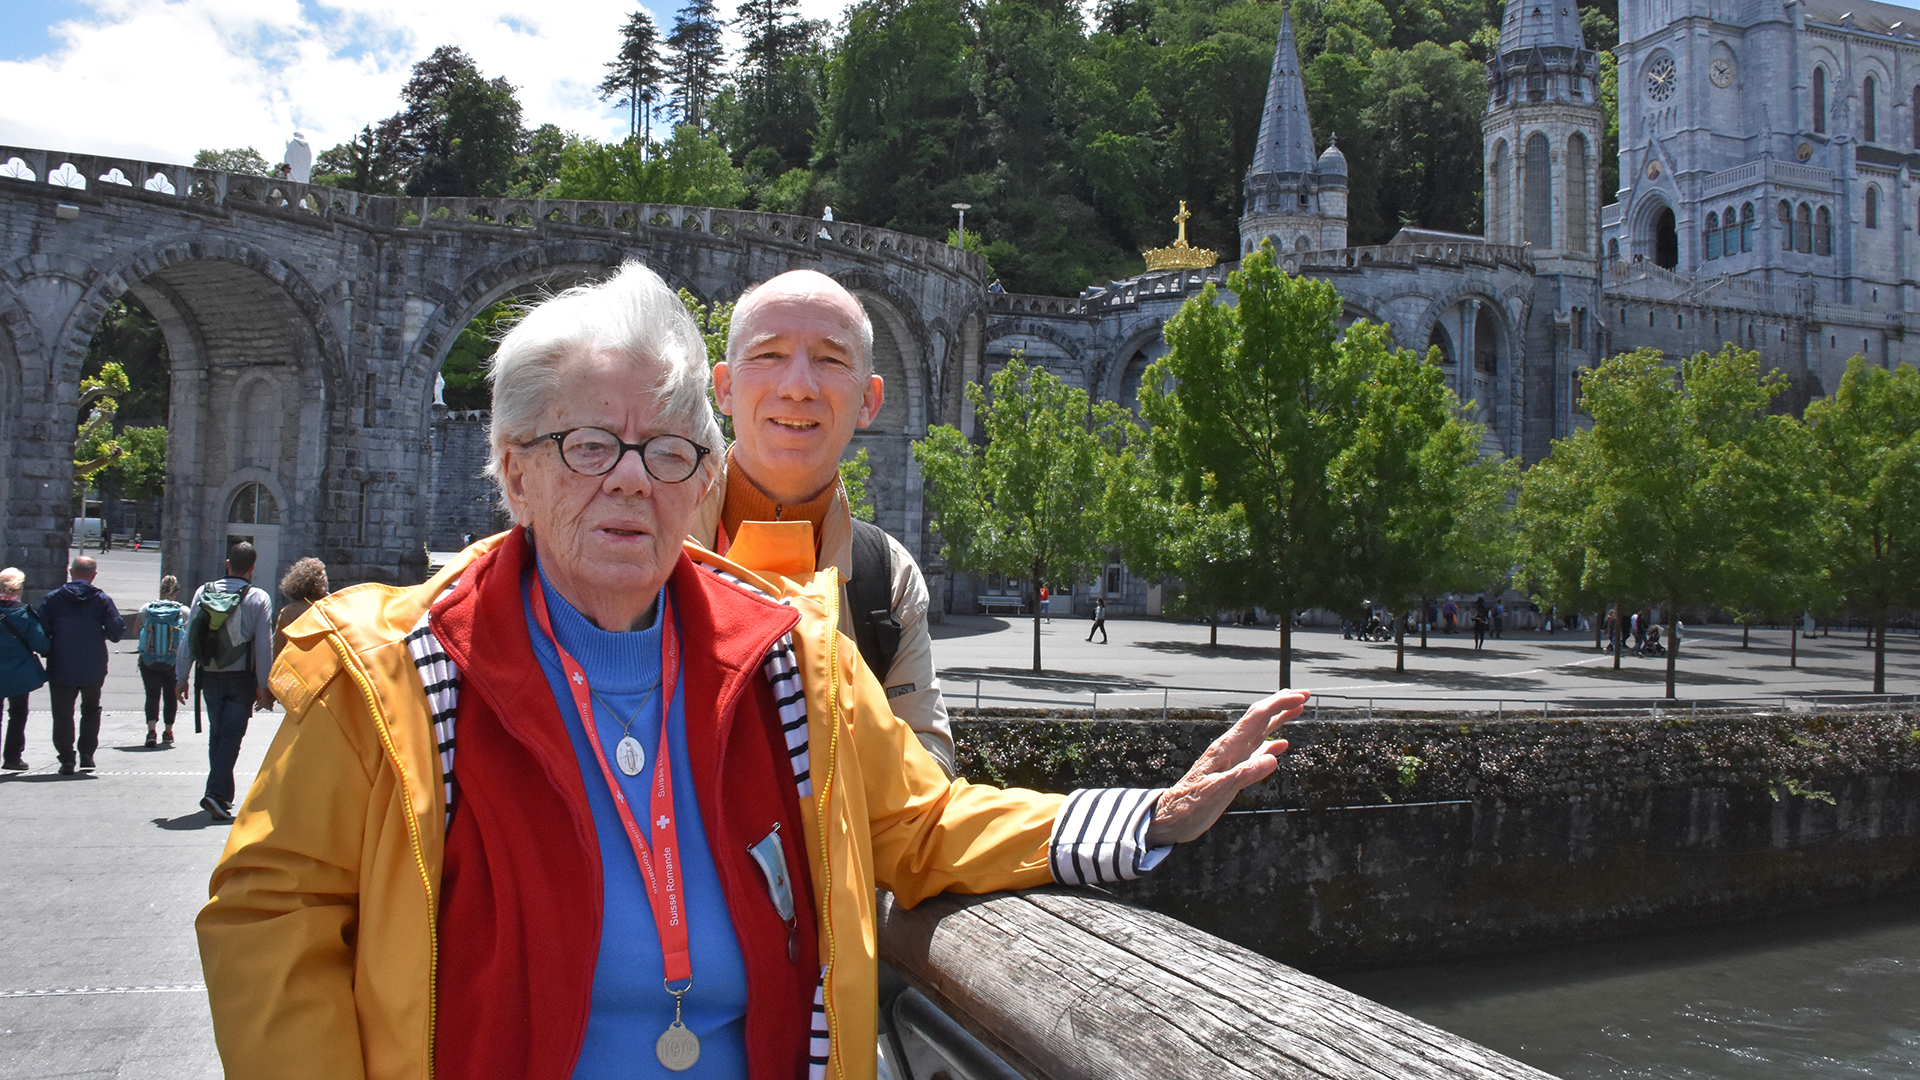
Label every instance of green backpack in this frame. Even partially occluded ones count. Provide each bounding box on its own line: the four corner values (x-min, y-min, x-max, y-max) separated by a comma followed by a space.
189, 584, 250, 669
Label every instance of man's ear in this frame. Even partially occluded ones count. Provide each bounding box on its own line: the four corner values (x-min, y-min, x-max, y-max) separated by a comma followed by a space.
712, 361, 735, 416
856, 373, 884, 428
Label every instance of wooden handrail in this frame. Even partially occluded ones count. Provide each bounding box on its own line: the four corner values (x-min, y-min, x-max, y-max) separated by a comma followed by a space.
879, 887, 1554, 1080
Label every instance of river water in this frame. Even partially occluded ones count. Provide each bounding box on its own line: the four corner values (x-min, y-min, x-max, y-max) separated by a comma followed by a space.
1327, 895, 1920, 1079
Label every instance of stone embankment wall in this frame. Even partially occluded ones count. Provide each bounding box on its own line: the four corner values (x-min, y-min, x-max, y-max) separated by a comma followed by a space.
952, 708, 1920, 970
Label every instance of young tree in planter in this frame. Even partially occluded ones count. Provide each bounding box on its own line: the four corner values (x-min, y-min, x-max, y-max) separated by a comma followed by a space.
1804, 357, 1920, 694
1515, 425, 1613, 652
1140, 246, 1359, 689
1521, 346, 1809, 700
915, 356, 1131, 673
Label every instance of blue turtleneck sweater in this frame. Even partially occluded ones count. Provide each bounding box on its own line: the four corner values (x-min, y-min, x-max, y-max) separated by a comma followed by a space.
525, 566, 748, 1078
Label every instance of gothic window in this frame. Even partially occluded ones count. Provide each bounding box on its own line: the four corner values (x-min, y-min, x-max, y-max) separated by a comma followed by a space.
1863, 76, 1878, 142
1608, 237, 1620, 261
1566, 134, 1589, 253
1867, 185, 1880, 228
1490, 140, 1509, 244
1524, 133, 1553, 247
1814, 67, 1828, 133
228, 483, 281, 526
1295, 235, 1311, 252
1740, 202, 1756, 252
1705, 212, 1721, 259
1722, 205, 1738, 256
1815, 205, 1832, 254
1779, 200, 1795, 250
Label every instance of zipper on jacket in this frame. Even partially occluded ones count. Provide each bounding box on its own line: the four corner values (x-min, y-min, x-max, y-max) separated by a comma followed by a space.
816, 569, 846, 1079
328, 635, 438, 1077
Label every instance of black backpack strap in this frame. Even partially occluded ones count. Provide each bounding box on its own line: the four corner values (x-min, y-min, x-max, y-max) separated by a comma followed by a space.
848, 519, 903, 680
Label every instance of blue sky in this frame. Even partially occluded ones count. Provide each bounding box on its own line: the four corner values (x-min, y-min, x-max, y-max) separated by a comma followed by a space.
0, 0, 842, 165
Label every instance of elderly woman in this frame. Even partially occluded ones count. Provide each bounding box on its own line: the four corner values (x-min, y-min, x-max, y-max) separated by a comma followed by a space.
196, 262, 1305, 1080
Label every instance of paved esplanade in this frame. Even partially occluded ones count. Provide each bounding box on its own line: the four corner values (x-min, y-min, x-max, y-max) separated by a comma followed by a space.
1, 549, 1912, 1077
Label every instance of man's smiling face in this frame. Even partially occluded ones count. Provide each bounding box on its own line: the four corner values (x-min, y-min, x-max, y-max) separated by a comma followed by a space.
715, 271, 883, 503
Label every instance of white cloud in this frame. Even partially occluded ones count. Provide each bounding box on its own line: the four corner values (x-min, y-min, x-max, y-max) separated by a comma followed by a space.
0, 0, 857, 166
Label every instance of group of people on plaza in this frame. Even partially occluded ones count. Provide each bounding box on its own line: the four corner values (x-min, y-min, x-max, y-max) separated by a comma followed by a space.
0, 546, 331, 818
1606, 608, 1672, 658
192, 264, 1305, 1079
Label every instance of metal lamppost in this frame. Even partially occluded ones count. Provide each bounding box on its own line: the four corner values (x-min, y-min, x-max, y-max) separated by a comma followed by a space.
952, 203, 972, 247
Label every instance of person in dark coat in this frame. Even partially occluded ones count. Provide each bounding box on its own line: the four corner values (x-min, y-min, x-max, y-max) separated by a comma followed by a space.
39, 555, 125, 775
0, 566, 53, 770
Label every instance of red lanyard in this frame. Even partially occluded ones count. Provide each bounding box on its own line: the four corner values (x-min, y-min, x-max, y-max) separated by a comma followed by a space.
529, 574, 690, 986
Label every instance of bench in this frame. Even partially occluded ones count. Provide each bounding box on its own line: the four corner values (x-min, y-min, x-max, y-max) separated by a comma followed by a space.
976, 594, 1025, 615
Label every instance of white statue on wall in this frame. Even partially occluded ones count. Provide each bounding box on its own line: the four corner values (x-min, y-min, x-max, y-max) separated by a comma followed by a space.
284, 132, 313, 184
434, 372, 447, 406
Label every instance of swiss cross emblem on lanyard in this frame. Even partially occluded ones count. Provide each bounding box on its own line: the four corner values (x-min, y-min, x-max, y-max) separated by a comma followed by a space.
657, 814, 672, 830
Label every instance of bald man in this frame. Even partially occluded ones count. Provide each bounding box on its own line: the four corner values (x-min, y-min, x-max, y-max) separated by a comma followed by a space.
695, 270, 954, 775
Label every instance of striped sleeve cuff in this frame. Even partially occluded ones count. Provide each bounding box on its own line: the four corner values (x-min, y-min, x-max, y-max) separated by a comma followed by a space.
1048, 788, 1171, 885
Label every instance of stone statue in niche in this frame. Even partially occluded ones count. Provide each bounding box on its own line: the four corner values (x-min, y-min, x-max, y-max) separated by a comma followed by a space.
434, 373, 446, 406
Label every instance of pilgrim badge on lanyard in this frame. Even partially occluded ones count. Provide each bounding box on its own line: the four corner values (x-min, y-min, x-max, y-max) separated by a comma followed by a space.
616, 736, 645, 777
748, 825, 800, 962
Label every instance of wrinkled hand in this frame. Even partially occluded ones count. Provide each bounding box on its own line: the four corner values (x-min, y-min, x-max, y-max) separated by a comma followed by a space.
1145, 689, 1309, 847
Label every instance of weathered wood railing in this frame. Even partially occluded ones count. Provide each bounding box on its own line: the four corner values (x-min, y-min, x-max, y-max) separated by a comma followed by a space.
878, 888, 1554, 1080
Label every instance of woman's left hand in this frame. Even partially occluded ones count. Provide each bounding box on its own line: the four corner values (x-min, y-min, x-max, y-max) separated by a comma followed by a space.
1144, 689, 1309, 847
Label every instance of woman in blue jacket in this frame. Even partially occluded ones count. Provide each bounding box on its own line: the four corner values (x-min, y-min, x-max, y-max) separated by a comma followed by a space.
0, 567, 53, 771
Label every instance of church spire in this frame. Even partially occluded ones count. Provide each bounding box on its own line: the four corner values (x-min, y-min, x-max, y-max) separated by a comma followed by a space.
1248, 0, 1317, 179
1497, 0, 1587, 56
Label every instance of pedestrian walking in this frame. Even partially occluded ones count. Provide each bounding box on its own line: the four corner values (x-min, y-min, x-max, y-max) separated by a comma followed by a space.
0, 566, 52, 771
175, 541, 274, 822
136, 576, 189, 748
1472, 598, 1489, 650
273, 558, 329, 661
39, 555, 125, 774
1040, 584, 1051, 622
1087, 597, 1108, 643
1442, 599, 1458, 634
1492, 601, 1504, 639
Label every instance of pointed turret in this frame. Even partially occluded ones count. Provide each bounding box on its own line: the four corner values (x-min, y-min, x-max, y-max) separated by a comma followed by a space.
1239, 0, 1347, 257
1249, 1, 1317, 180
1496, 0, 1587, 56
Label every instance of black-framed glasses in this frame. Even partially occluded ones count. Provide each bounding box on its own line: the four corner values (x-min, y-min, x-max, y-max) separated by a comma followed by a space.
522, 428, 711, 482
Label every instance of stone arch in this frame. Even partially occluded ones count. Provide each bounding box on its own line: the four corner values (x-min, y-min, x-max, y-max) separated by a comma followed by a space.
1630, 193, 1679, 268
409, 242, 705, 413
1097, 322, 1168, 408
833, 269, 935, 436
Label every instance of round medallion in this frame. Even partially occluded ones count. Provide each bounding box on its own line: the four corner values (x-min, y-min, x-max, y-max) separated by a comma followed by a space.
1709, 57, 1734, 88
615, 735, 645, 777
1797, 142, 1813, 162
1646, 56, 1677, 101
657, 1022, 701, 1071
1646, 160, 1663, 180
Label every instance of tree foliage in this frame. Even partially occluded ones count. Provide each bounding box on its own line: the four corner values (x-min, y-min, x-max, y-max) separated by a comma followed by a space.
915, 356, 1132, 672
600, 10, 669, 142
193, 147, 272, 176
1515, 347, 1813, 699
1140, 246, 1359, 688
1804, 358, 1920, 693
667, 0, 729, 133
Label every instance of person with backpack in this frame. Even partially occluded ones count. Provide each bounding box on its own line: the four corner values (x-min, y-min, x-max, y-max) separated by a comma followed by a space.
137, 575, 189, 748
697, 269, 954, 776
39, 555, 125, 775
173, 541, 274, 821
0, 566, 53, 771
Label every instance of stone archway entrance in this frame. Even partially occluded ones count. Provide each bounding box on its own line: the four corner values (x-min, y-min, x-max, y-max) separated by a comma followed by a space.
223, 482, 282, 592
1653, 207, 1679, 269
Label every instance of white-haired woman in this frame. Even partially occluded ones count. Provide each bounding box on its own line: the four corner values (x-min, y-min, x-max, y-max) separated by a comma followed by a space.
0, 566, 52, 771
196, 261, 1304, 1080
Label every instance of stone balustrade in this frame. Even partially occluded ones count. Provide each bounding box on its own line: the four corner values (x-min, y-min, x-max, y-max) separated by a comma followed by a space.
1285, 241, 1533, 272
0, 144, 987, 280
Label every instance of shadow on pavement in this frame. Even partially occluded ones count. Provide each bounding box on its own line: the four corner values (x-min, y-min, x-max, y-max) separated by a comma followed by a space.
108, 743, 172, 754
1326, 666, 1548, 692
1133, 640, 1343, 663
1574, 665, 1764, 686
153, 814, 225, 832
942, 667, 1159, 693
928, 617, 1020, 641
1, 771, 98, 783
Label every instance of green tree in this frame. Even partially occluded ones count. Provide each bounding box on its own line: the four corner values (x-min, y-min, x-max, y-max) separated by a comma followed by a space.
440, 301, 522, 411
82, 298, 169, 426
1331, 324, 1514, 669
192, 148, 272, 176
915, 355, 1132, 672
548, 126, 747, 206
1805, 358, 1920, 694
600, 10, 669, 142
1518, 346, 1810, 700
310, 122, 403, 194
666, 0, 728, 131
1360, 41, 1487, 235
1141, 246, 1358, 688
1514, 426, 1612, 647
679, 288, 737, 439
72, 363, 130, 505
1106, 451, 1257, 646
839, 447, 876, 522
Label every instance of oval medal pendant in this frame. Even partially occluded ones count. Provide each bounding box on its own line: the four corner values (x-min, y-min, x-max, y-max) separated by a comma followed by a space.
615, 735, 645, 777
656, 1021, 701, 1071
